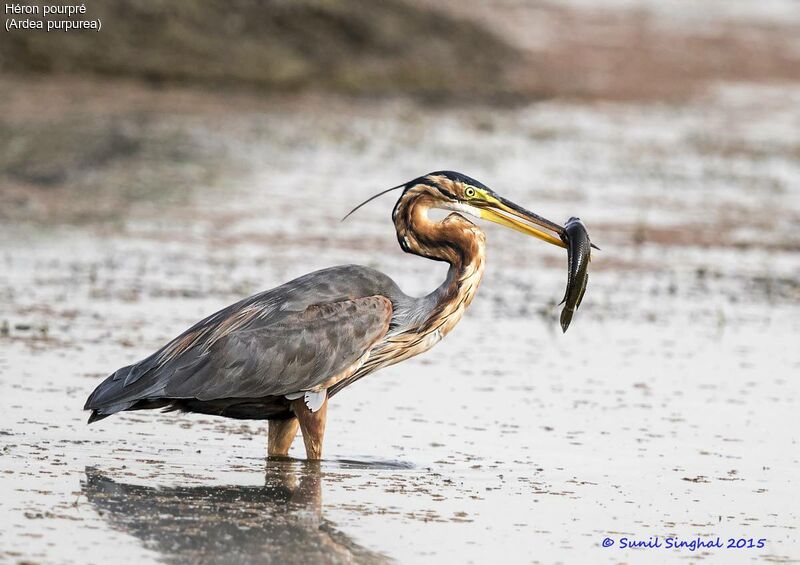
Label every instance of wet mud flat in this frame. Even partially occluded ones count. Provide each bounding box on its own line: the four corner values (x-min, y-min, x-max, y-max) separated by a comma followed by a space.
1, 74, 800, 565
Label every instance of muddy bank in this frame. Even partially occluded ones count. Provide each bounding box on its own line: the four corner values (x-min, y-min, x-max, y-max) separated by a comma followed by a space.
4, 0, 800, 103
0, 0, 516, 101
427, 0, 800, 101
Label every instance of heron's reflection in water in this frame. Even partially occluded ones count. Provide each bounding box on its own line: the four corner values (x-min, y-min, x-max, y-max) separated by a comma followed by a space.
82, 460, 392, 564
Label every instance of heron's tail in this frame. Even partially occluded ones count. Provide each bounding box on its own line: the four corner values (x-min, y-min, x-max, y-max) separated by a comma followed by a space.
86, 410, 111, 424
84, 373, 136, 424
83, 363, 149, 424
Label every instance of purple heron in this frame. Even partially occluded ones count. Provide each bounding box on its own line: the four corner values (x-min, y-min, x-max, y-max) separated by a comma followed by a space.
84, 171, 567, 459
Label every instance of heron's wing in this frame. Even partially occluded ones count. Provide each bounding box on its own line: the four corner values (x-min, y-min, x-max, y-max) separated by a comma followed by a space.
86, 295, 393, 415
166, 296, 392, 399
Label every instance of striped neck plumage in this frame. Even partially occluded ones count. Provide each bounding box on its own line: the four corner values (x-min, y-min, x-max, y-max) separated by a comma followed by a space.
392, 186, 487, 326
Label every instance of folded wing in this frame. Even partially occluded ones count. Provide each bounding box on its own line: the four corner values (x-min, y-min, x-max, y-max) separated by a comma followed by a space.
85, 295, 393, 421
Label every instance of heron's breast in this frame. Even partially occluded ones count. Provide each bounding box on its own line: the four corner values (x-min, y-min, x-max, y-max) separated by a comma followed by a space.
362, 288, 475, 373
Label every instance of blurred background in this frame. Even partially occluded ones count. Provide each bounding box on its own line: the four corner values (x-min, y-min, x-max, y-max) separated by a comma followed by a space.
1, 1, 799, 563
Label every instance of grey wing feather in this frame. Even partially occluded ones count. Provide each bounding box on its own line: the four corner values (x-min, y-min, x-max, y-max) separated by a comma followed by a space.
85, 265, 401, 418
88, 296, 391, 413
168, 297, 392, 399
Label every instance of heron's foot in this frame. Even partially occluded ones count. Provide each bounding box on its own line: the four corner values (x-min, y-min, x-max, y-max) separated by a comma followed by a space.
268, 417, 299, 457
291, 392, 328, 460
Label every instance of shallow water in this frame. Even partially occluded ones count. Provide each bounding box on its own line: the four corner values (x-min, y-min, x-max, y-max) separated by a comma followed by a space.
1, 82, 799, 563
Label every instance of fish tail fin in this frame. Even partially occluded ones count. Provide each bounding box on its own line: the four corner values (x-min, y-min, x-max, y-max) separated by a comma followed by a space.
560, 307, 574, 333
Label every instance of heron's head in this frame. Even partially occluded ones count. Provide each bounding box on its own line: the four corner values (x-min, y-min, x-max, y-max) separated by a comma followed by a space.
343, 170, 567, 249
401, 171, 567, 248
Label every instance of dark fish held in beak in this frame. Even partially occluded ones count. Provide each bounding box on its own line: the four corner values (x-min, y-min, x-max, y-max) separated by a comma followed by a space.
559, 217, 593, 333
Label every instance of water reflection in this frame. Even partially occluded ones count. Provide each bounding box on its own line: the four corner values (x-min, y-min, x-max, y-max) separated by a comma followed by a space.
82, 460, 391, 564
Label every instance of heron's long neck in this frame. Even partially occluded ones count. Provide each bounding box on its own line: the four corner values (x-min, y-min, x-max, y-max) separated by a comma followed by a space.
393, 194, 486, 333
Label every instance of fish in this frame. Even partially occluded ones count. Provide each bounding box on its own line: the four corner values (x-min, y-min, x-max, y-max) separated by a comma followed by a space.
559, 217, 594, 333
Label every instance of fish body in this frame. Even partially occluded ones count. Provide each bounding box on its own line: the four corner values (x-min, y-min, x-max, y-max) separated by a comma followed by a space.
560, 217, 592, 333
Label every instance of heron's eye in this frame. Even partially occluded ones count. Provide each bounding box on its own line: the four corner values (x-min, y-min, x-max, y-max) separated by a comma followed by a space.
465, 187, 476, 198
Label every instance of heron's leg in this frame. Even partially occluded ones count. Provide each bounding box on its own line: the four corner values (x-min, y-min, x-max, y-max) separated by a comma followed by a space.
290, 394, 328, 460
268, 418, 299, 457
